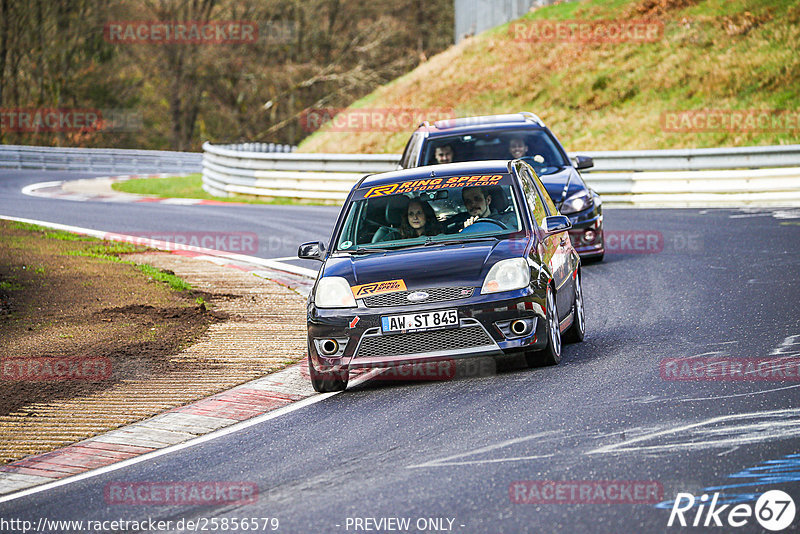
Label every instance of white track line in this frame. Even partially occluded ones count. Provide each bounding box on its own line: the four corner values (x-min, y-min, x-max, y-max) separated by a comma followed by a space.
20, 181, 64, 196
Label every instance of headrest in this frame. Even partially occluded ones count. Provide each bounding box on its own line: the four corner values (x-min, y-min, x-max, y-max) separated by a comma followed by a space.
385, 195, 409, 227
486, 185, 508, 212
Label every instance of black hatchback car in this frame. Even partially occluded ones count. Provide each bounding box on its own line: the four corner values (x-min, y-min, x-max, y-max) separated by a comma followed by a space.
399, 113, 604, 260
298, 159, 585, 392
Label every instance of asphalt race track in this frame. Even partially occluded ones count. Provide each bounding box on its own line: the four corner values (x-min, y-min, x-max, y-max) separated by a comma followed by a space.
0, 170, 339, 271
1, 170, 800, 533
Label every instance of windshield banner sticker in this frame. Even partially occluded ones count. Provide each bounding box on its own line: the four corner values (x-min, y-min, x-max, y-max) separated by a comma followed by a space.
351, 279, 407, 298
362, 174, 507, 198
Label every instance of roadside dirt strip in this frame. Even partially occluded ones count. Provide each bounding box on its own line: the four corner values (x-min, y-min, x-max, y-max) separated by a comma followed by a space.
22, 174, 233, 205
0, 247, 319, 497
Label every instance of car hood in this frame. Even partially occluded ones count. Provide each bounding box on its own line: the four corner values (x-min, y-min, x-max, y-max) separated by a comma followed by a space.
322, 238, 529, 289
539, 167, 586, 205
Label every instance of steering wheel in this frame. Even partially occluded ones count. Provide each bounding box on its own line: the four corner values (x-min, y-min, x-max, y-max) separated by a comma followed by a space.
460, 218, 507, 233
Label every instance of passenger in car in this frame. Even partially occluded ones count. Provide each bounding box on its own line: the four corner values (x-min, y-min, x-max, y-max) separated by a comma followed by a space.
400, 198, 443, 238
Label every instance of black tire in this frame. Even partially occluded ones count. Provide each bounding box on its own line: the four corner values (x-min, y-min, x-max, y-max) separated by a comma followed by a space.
525, 286, 562, 367
582, 251, 604, 263
563, 271, 585, 343
308, 356, 348, 392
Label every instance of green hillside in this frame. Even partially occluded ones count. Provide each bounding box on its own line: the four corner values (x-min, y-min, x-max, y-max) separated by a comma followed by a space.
299, 0, 800, 153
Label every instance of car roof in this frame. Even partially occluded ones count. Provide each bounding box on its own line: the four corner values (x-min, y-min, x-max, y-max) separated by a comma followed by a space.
418, 112, 547, 138
357, 160, 515, 189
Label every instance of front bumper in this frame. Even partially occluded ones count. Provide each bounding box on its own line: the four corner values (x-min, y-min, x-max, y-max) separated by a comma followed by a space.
565, 208, 604, 258
307, 287, 548, 372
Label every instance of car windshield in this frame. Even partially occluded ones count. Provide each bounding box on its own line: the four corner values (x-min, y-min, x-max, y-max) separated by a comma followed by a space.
422, 129, 569, 175
335, 173, 523, 252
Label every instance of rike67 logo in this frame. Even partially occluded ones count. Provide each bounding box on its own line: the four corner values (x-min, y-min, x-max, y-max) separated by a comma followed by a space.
668, 491, 796, 531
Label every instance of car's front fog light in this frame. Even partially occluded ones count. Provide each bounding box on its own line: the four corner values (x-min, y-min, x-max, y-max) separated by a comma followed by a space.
481, 258, 530, 294
314, 277, 357, 308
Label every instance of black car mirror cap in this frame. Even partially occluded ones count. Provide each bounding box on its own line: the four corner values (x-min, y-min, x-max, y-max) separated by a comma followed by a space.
298, 241, 326, 261
543, 215, 572, 235
573, 155, 594, 170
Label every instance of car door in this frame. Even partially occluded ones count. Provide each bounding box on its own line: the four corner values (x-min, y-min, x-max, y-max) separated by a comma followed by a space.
516, 164, 561, 296
526, 166, 576, 320
520, 165, 574, 321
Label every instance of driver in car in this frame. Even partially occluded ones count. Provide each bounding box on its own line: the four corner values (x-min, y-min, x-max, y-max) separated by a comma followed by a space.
508, 136, 529, 159
461, 186, 516, 230
434, 144, 455, 164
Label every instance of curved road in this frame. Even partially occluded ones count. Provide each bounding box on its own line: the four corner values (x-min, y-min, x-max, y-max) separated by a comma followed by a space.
1, 170, 800, 533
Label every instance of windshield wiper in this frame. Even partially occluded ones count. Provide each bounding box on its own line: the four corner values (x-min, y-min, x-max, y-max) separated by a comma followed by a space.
345, 236, 499, 253
424, 236, 499, 246
347, 247, 394, 254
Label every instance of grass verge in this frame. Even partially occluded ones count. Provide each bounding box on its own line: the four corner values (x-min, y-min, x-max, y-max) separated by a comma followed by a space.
111, 173, 334, 205
0, 218, 305, 467
10, 221, 192, 291
299, 0, 800, 153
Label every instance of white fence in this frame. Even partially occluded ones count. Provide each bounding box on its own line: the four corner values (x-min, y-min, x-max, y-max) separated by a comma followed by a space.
202, 142, 800, 207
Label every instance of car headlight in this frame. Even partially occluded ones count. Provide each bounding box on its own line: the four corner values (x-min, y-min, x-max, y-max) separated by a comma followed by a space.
314, 277, 357, 308
481, 258, 530, 294
560, 190, 593, 214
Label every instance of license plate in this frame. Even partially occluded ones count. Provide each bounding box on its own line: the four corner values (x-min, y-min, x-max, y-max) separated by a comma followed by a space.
381, 309, 458, 333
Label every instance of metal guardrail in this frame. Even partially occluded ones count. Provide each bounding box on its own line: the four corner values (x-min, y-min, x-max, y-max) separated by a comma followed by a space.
0, 144, 202, 174
587, 167, 800, 207
202, 142, 398, 200
212, 142, 295, 153
202, 142, 800, 206
577, 145, 800, 172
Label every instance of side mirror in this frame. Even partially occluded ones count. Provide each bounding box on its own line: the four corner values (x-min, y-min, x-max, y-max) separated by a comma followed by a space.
543, 215, 572, 235
298, 241, 326, 261
574, 155, 594, 170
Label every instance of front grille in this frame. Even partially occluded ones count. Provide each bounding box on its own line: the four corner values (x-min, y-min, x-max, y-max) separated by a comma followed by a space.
355, 324, 494, 359
363, 287, 474, 308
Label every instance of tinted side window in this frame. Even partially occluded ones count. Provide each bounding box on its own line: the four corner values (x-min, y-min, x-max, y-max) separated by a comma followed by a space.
518, 166, 547, 227
400, 133, 423, 168
529, 169, 559, 215
399, 135, 414, 168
